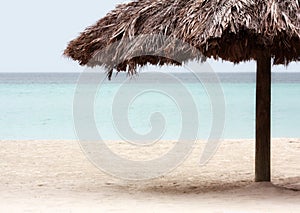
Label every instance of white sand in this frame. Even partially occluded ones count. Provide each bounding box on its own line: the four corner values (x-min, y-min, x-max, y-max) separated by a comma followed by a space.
0, 139, 299, 212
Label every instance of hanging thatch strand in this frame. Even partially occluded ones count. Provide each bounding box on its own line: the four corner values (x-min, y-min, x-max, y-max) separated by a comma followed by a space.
64, 0, 300, 76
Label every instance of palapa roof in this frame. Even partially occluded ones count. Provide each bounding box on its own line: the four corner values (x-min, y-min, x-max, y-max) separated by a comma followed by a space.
64, 0, 300, 76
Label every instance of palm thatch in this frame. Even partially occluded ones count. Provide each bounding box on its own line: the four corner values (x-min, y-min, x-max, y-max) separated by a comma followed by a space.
64, 0, 300, 77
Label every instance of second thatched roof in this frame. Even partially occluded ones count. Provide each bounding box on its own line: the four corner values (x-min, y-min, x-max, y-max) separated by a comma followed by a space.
64, 0, 300, 75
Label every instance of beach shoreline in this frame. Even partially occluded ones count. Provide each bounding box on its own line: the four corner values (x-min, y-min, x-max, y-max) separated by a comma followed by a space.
0, 139, 299, 212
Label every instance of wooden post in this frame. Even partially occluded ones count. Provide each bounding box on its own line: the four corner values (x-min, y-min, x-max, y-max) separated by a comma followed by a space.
255, 55, 271, 182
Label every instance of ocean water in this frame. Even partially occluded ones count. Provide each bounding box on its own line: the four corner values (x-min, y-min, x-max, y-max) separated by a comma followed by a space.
0, 72, 300, 140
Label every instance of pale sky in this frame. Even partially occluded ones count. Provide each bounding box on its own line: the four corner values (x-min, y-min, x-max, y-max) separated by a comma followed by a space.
0, 0, 298, 73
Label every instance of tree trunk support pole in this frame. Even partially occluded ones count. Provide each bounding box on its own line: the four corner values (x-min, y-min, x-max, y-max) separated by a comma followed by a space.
255, 55, 272, 182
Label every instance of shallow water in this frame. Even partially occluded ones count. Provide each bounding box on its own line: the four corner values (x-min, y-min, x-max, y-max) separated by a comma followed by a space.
0, 72, 300, 140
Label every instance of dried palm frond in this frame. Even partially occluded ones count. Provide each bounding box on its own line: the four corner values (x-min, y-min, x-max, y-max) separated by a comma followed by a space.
64, 0, 300, 75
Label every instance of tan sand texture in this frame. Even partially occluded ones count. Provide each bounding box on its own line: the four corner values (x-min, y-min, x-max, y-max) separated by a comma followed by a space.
0, 139, 299, 212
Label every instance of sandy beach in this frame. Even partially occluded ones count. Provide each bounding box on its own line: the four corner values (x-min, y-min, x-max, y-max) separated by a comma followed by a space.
0, 139, 299, 212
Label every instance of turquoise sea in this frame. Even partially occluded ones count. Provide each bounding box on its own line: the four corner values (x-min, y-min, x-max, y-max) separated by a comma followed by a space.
1, 72, 300, 140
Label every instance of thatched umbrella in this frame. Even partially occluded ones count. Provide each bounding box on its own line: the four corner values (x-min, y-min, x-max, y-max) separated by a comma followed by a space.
64, 0, 300, 182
